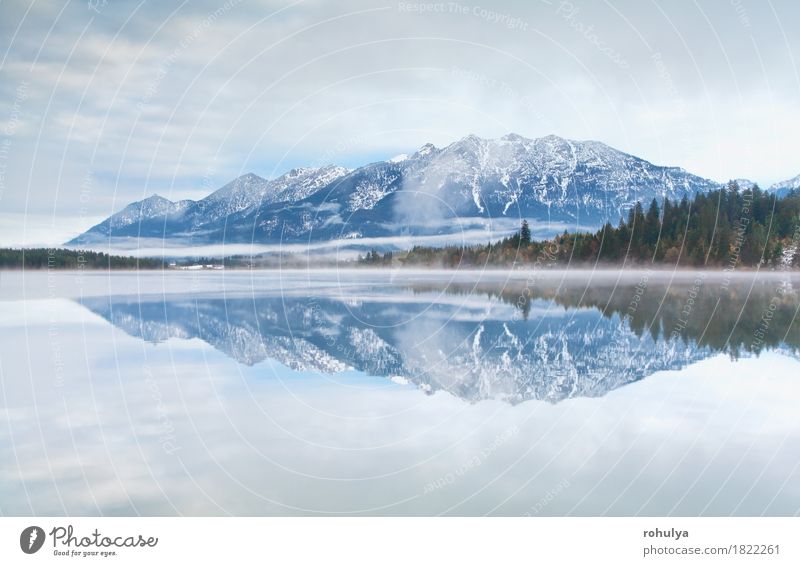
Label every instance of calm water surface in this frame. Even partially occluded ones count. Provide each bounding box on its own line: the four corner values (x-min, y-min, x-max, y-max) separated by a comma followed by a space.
1, 269, 799, 515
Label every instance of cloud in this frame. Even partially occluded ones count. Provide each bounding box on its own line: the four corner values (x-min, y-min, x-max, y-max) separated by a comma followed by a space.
1, 0, 799, 245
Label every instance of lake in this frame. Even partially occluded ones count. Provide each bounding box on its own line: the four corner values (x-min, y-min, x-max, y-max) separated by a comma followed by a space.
1, 269, 799, 516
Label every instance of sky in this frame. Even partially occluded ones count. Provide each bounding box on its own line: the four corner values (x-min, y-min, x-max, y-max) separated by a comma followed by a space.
0, 0, 798, 246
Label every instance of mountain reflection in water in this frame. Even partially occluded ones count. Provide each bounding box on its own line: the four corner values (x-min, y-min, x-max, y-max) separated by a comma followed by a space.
79, 275, 800, 405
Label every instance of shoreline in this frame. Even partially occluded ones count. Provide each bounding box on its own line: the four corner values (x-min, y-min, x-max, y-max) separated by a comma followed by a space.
2, 267, 797, 302
1, 265, 798, 275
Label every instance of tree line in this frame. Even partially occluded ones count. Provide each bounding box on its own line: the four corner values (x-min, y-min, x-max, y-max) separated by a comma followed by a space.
391, 183, 800, 268
0, 248, 164, 269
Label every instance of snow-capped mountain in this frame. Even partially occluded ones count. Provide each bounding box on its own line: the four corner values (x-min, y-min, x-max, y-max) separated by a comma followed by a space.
731, 178, 757, 190
98, 194, 194, 233
769, 173, 800, 197
194, 166, 350, 219
68, 134, 722, 246
70, 165, 350, 242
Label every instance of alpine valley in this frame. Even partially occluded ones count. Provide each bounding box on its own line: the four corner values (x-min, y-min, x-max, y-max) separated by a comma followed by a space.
67, 133, 791, 247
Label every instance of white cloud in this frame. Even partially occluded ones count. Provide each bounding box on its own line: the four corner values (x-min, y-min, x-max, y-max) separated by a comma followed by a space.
1, 0, 799, 245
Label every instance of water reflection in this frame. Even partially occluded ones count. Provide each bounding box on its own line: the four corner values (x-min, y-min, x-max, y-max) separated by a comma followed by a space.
3, 272, 800, 516
78, 275, 800, 405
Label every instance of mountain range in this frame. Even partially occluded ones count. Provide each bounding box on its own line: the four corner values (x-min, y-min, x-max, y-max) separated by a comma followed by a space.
67, 133, 797, 247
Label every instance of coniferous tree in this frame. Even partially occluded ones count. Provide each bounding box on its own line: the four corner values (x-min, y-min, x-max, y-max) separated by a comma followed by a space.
520, 220, 532, 245
643, 198, 661, 248
396, 187, 800, 269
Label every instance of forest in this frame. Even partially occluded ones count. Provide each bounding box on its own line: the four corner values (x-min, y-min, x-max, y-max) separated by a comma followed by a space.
0, 248, 164, 269
371, 183, 800, 269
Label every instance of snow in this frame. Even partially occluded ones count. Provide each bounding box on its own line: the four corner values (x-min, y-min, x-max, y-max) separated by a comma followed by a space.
415, 143, 436, 157
77, 132, 723, 245
770, 173, 800, 192
108, 195, 192, 229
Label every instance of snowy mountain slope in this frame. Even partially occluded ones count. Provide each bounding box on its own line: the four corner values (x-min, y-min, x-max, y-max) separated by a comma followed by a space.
68, 134, 722, 246
732, 178, 757, 190
220, 133, 721, 243
69, 166, 349, 244
769, 173, 800, 197
191, 166, 351, 220
83, 194, 194, 237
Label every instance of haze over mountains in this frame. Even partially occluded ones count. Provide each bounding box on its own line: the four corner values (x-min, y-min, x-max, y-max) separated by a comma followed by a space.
68, 133, 797, 248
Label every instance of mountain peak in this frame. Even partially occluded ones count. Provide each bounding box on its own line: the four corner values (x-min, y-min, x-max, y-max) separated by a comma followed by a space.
539, 133, 568, 142
195, 166, 348, 218
500, 132, 529, 142
233, 172, 265, 182
279, 164, 344, 178
730, 178, 756, 190
282, 167, 311, 178
415, 142, 437, 157
770, 173, 800, 192
140, 193, 172, 204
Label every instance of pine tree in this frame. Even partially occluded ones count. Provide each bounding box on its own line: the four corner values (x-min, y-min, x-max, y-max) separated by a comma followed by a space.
643, 198, 661, 248
520, 220, 532, 245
